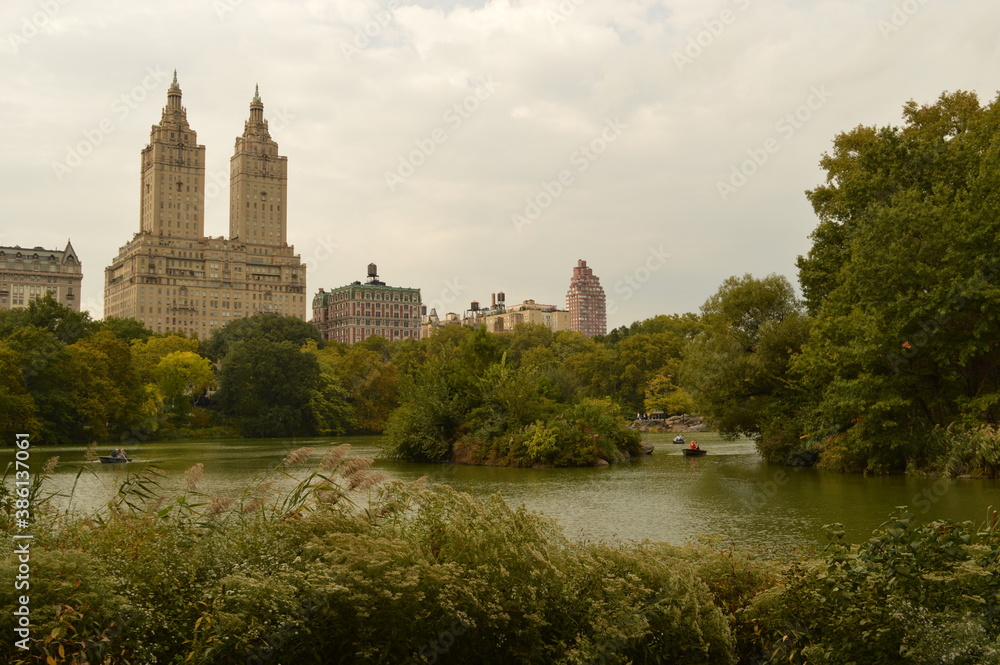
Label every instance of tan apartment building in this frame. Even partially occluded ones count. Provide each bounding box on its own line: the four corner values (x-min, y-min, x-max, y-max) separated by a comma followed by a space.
312, 264, 422, 344
449, 291, 571, 334
0, 241, 82, 311
104, 74, 306, 337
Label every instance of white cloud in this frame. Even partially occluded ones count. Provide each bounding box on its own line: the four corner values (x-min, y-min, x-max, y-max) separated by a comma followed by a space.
2, 0, 999, 327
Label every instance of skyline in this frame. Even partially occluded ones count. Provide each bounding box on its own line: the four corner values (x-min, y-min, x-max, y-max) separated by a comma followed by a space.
3, 0, 999, 329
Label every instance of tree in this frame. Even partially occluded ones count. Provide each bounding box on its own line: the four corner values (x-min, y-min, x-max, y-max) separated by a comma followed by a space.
643, 368, 695, 416
324, 345, 400, 433
792, 91, 1000, 472
682, 274, 810, 461
151, 351, 215, 422
0, 294, 93, 344
203, 314, 322, 362
96, 317, 154, 344
132, 334, 202, 381
215, 338, 321, 437
0, 341, 37, 441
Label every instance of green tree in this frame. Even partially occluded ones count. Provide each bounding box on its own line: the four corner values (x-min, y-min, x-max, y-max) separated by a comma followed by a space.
203, 314, 322, 362
793, 91, 1000, 472
644, 368, 695, 416
682, 274, 810, 462
0, 293, 93, 344
96, 316, 154, 344
215, 338, 321, 437
151, 351, 216, 422
132, 334, 202, 381
325, 345, 399, 433
65, 331, 147, 442
0, 341, 37, 440
4, 327, 77, 444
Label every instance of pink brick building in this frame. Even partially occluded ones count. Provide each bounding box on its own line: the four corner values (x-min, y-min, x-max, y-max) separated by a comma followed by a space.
566, 259, 606, 338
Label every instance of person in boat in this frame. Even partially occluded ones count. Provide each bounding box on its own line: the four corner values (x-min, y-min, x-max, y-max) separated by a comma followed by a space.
689, 440, 699, 450
673, 434, 685, 444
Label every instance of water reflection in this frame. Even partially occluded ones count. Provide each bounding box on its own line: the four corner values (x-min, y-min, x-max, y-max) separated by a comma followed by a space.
4, 432, 997, 552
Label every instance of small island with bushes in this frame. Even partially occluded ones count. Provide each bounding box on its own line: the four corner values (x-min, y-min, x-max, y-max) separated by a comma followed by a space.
383, 329, 644, 467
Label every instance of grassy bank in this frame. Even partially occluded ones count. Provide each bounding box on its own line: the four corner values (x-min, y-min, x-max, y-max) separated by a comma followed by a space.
2, 451, 999, 664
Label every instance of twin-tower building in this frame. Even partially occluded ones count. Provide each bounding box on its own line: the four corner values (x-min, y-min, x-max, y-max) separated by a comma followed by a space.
104, 76, 607, 342
104, 73, 307, 336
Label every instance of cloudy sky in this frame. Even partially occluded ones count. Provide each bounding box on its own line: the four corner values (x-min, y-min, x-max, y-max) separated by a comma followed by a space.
3, 0, 998, 329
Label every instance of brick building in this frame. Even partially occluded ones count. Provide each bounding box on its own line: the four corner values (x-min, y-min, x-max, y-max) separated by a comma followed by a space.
566, 259, 606, 337
312, 264, 422, 344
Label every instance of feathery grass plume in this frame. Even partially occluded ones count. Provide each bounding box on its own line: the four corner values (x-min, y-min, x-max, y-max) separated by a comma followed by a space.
183, 463, 204, 491
320, 444, 351, 471
204, 497, 236, 518
242, 497, 264, 514
84, 442, 98, 462
348, 470, 388, 492
282, 446, 314, 468
338, 457, 373, 479
42, 456, 59, 476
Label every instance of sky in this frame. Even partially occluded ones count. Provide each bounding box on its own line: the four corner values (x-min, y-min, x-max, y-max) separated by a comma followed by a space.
2, 0, 998, 330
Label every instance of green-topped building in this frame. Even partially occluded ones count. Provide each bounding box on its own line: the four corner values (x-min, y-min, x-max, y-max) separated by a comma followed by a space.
311, 264, 422, 344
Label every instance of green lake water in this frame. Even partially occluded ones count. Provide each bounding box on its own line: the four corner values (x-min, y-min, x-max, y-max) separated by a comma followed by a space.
5, 432, 998, 553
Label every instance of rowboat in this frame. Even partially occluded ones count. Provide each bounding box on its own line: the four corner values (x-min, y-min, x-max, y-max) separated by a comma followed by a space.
682, 448, 707, 457
99, 456, 130, 464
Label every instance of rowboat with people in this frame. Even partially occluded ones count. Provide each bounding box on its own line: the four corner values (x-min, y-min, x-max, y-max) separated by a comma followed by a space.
99, 449, 131, 464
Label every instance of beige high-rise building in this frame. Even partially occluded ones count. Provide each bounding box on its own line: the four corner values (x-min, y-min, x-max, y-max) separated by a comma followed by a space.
105, 74, 306, 337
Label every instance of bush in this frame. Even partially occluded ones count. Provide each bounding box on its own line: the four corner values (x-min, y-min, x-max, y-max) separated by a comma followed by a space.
743, 508, 1000, 664
2, 461, 745, 664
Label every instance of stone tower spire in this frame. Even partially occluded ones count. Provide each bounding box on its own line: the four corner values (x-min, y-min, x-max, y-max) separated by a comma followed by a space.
138, 74, 206, 239
229, 85, 287, 246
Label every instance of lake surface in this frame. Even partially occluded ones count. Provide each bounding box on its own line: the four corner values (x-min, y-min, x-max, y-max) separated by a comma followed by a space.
5, 432, 998, 553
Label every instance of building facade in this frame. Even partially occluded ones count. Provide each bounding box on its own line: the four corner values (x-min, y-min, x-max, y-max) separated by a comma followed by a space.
461, 293, 570, 334
104, 74, 306, 337
566, 259, 607, 337
0, 241, 82, 311
312, 264, 422, 344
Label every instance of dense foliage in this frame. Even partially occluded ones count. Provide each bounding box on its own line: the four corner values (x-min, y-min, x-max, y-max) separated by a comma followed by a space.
2, 458, 997, 664
681, 90, 1000, 475
9, 90, 1000, 478
1, 302, 697, 454
383, 327, 643, 466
